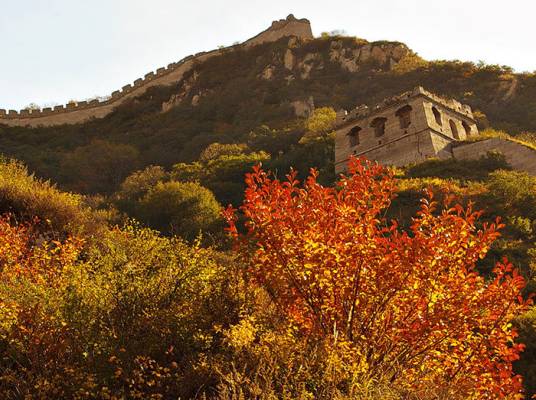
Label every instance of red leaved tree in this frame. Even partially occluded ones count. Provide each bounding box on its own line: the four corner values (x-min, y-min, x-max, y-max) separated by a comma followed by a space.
224, 157, 532, 399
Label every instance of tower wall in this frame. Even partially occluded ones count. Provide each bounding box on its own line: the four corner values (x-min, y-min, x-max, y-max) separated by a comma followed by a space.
335, 88, 478, 173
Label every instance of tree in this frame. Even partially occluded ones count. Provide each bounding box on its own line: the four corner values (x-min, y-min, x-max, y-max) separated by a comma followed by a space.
138, 181, 222, 239
247, 125, 301, 156
60, 139, 140, 194
199, 143, 248, 162
224, 157, 531, 399
304, 107, 336, 136
0, 158, 104, 237
115, 166, 167, 215
486, 170, 536, 218
171, 151, 270, 206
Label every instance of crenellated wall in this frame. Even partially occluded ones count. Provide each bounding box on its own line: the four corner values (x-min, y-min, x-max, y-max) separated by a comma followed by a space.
0, 15, 312, 128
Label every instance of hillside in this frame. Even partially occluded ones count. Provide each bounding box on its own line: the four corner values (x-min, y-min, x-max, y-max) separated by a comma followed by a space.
0, 17, 536, 398
0, 30, 535, 195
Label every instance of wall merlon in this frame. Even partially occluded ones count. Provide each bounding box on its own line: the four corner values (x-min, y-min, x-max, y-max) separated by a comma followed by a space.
8, 110, 18, 116
20, 110, 31, 117
54, 105, 65, 112
88, 99, 100, 106
66, 103, 76, 110
0, 109, 6, 117
157, 67, 166, 74
42, 107, 53, 115
134, 78, 143, 86
144, 72, 155, 80
122, 84, 132, 92
111, 90, 121, 99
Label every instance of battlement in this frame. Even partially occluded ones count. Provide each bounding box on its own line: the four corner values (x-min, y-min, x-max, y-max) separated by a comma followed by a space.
0, 15, 312, 128
335, 86, 474, 128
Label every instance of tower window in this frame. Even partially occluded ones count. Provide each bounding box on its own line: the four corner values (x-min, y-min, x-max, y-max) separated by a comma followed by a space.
347, 126, 361, 147
449, 120, 460, 140
462, 121, 471, 137
395, 105, 412, 129
370, 117, 387, 137
432, 106, 442, 126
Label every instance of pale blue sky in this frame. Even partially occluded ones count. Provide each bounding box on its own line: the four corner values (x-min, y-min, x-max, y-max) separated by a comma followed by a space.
0, 0, 534, 110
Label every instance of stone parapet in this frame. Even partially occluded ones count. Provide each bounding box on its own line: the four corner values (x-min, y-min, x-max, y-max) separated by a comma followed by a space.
335, 86, 475, 130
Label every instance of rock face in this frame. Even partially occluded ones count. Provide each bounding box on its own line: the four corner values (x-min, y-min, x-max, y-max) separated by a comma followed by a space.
261, 66, 276, 80
297, 53, 323, 79
328, 40, 411, 73
291, 96, 315, 118
160, 37, 414, 114
284, 49, 295, 70
161, 72, 199, 112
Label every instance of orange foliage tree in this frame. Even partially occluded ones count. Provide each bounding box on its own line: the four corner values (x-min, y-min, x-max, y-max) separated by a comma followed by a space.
0, 216, 88, 397
224, 157, 532, 399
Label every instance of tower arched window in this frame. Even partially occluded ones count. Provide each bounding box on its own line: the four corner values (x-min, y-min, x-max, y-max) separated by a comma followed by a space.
432, 106, 442, 126
370, 117, 387, 137
462, 121, 471, 137
449, 120, 460, 140
395, 104, 412, 129
347, 126, 361, 147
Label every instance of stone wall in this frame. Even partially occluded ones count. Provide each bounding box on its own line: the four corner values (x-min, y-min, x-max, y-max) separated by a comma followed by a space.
0, 15, 312, 128
453, 138, 536, 175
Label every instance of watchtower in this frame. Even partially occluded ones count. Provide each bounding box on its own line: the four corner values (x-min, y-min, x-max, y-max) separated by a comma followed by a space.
334, 87, 478, 173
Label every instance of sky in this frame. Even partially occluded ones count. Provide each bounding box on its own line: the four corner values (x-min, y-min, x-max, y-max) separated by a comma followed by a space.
0, 0, 534, 110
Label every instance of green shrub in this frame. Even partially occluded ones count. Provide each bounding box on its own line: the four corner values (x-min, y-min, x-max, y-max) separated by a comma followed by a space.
486, 169, 536, 218
115, 165, 167, 215
0, 158, 104, 237
137, 181, 223, 239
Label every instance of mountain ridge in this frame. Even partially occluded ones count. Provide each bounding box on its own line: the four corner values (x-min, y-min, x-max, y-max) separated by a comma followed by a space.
0, 14, 313, 127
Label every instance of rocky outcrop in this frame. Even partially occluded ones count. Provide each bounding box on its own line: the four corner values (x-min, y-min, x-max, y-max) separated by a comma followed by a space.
260, 65, 276, 80
161, 71, 199, 112
498, 76, 519, 102
284, 49, 295, 70
291, 96, 315, 118
328, 40, 410, 73
295, 53, 323, 79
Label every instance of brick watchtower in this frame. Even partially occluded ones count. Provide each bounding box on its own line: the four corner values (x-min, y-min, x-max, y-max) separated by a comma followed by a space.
334, 87, 478, 173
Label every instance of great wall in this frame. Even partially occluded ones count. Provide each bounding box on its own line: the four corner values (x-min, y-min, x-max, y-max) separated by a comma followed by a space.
0, 15, 313, 128
3, 14, 536, 176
